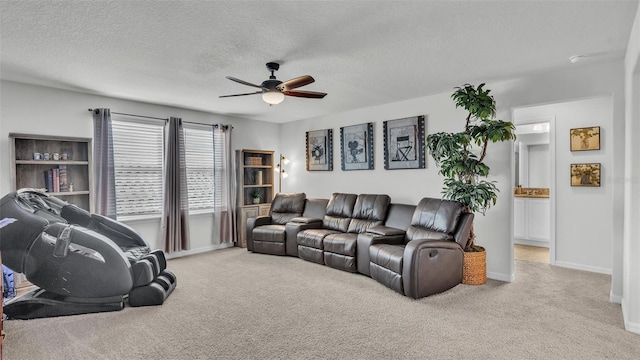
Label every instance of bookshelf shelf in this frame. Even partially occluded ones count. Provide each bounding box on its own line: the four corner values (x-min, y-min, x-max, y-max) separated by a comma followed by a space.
9, 133, 93, 212
15, 160, 89, 165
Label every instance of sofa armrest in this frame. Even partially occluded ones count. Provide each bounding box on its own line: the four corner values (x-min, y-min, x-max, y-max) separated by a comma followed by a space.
285, 220, 323, 256
290, 216, 323, 225
453, 212, 474, 250
246, 215, 272, 251
356, 231, 405, 276
366, 225, 406, 237
402, 239, 463, 299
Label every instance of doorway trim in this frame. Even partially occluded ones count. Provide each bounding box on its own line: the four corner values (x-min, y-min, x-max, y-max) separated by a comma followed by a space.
511, 115, 557, 266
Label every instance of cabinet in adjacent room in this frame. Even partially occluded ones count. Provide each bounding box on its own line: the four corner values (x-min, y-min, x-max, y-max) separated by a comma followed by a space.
514, 197, 550, 247
9, 133, 93, 212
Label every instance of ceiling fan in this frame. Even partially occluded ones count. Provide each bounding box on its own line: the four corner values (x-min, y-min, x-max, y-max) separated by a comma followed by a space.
220, 62, 327, 105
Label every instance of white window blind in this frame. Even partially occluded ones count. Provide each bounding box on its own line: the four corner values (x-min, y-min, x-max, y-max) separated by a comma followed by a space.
111, 117, 164, 217
184, 127, 215, 211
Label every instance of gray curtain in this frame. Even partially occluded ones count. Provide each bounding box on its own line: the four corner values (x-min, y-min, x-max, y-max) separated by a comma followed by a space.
161, 117, 190, 253
213, 124, 236, 244
92, 108, 117, 218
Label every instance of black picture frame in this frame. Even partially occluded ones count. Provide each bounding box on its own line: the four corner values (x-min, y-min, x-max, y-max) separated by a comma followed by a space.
383, 115, 426, 170
340, 122, 374, 171
306, 128, 333, 171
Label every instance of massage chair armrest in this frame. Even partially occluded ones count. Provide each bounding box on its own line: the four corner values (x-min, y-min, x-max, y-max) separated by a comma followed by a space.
89, 214, 148, 249
356, 231, 405, 276
284, 220, 323, 256
246, 215, 272, 251
402, 239, 464, 299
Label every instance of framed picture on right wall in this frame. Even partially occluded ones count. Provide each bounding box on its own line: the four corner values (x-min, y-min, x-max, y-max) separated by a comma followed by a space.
571, 163, 601, 187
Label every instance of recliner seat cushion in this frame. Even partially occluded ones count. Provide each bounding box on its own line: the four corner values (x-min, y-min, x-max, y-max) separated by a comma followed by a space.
369, 244, 406, 294
323, 233, 357, 256
297, 229, 341, 249
253, 224, 286, 242
369, 244, 405, 274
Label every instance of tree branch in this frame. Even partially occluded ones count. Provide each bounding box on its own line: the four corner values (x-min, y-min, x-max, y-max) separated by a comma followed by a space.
478, 135, 489, 163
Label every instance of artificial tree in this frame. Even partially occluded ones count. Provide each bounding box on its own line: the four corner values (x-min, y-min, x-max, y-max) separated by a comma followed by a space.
426, 83, 516, 252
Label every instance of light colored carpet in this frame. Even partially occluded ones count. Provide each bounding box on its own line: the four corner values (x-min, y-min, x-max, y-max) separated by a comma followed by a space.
3, 247, 638, 359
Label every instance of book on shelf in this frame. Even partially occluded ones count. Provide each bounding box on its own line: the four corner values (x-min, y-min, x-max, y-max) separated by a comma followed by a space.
58, 165, 68, 192
52, 167, 59, 192
44, 165, 70, 193
44, 170, 53, 192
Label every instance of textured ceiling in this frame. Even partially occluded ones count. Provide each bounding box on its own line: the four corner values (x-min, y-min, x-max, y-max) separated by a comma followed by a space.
1, 1, 638, 123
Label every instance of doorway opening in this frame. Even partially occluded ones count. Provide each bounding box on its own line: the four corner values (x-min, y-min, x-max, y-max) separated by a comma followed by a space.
512, 116, 556, 266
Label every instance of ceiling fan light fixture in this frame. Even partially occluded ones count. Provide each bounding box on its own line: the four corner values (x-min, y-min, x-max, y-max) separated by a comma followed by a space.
262, 90, 285, 105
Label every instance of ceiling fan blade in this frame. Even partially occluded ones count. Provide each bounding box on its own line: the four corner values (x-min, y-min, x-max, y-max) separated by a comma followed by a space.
277, 75, 315, 91
283, 90, 327, 99
226, 76, 264, 89
219, 91, 262, 98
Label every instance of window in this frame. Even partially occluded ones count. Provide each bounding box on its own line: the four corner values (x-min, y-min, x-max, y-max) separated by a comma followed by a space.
184, 125, 228, 212
110, 117, 227, 217
111, 116, 164, 217
184, 126, 215, 211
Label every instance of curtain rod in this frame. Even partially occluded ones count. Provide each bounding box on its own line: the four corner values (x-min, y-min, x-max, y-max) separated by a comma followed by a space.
87, 109, 233, 129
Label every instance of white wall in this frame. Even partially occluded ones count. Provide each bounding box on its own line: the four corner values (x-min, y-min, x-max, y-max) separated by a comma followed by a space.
514, 96, 614, 274
280, 59, 625, 284
0, 80, 281, 253
623, 2, 640, 334
528, 144, 550, 188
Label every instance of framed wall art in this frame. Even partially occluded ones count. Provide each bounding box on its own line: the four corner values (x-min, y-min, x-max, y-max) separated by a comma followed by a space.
383, 115, 426, 170
306, 128, 333, 171
571, 163, 601, 187
340, 122, 374, 171
570, 126, 600, 151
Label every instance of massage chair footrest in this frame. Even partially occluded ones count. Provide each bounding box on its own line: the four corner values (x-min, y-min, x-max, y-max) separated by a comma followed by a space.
128, 270, 177, 307
3, 288, 124, 320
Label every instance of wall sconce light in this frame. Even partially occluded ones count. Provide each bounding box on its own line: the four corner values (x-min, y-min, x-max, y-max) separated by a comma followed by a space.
274, 154, 289, 193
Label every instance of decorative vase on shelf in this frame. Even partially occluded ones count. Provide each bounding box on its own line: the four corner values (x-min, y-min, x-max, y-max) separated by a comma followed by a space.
252, 197, 260, 204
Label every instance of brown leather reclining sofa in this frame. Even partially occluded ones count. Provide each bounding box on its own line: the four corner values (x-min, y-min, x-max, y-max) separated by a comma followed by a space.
246, 192, 474, 299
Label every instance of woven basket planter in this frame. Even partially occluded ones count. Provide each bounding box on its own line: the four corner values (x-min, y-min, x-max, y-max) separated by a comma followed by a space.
462, 246, 486, 285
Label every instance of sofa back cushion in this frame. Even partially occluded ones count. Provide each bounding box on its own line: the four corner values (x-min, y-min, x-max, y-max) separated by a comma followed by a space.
383, 203, 416, 231
270, 193, 306, 225
302, 198, 329, 219
347, 194, 391, 233
323, 193, 357, 232
406, 198, 464, 242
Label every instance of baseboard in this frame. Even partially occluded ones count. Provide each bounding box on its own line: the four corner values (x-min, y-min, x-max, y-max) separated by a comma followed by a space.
487, 271, 514, 283
610, 291, 622, 304
165, 242, 235, 260
514, 238, 549, 248
554, 261, 611, 275
622, 300, 640, 334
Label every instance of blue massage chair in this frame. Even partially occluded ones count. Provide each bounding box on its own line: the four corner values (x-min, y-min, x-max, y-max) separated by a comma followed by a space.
0, 189, 176, 319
